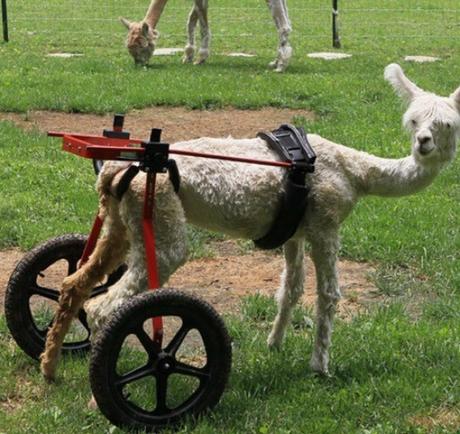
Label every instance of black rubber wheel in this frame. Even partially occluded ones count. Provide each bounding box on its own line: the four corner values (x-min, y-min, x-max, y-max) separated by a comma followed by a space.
90, 289, 232, 432
4, 234, 126, 360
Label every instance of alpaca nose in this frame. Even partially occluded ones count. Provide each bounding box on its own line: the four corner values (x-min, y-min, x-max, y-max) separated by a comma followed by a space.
418, 135, 431, 145
416, 134, 435, 155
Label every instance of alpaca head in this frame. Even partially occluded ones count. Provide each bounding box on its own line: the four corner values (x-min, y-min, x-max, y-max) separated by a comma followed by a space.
384, 63, 460, 166
120, 18, 159, 65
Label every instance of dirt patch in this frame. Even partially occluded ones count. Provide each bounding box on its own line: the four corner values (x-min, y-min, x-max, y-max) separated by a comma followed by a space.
409, 407, 460, 433
0, 107, 314, 144
0, 241, 378, 319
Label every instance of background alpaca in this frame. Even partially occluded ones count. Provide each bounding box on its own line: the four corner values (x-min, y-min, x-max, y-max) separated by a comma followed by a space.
120, 0, 292, 72
41, 64, 460, 380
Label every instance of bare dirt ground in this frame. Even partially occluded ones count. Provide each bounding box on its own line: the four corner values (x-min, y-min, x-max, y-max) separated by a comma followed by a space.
0, 107, 379, 318
0, 106, 314, 143
0, 241, 378, 319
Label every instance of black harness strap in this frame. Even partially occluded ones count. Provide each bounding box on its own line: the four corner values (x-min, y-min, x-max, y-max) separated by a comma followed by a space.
254, 124, 316, 250
115, 164, 140, 200
115, 160, 180, 201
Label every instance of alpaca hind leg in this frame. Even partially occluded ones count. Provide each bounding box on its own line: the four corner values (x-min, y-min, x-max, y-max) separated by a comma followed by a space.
267, 239, 305, 348
183, 4, 199, 63
194, 0, 210, 64
309, 232, 341, 376
266, 0, 292, 72
40, 213, 128, 381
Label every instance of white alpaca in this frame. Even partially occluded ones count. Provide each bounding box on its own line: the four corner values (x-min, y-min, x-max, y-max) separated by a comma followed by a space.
120, 0, 292, 72
41, 64, 460, 380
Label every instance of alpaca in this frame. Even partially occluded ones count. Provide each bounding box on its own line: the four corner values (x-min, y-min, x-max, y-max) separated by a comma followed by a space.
40, 64, 460, 381
120, 0, 292, 72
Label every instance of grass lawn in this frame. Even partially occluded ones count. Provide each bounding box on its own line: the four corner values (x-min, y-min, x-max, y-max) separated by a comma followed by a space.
0, 0, 459, 432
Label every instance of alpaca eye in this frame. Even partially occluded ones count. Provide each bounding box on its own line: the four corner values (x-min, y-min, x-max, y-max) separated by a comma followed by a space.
411, 119, 417, 127
446, 122, 451, 129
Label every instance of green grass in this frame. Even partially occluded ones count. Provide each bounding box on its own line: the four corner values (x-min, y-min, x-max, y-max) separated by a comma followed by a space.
0, 0, 460, 432
0, 297, 459, 433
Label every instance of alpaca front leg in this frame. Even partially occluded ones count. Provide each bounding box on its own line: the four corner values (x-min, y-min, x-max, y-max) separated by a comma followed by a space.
268, 239, 305, 348
183, 5, 199, 63
309, 233, 341, 376
266, 0, 292, 72
194, 0, 210, 64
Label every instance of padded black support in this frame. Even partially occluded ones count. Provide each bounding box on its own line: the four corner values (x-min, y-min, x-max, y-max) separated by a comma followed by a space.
257, 124, 316, 174
115, 164, 140, 200
254, 173, 310, 250
254, 124, 316, 250
115, 161, 180, 201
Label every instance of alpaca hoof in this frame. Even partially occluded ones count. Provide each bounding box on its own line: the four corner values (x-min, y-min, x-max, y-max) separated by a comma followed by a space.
268, 59, 279, 69
40, 352, 59, 382
183, 45, 194, 63
40, 363, 56, 383
309, 356, 330, 377
274, 65, 286, 73
194, 50, 209, 65
88, 395, 98, 410
267, 333, 282, 350
194, 58, 207, 65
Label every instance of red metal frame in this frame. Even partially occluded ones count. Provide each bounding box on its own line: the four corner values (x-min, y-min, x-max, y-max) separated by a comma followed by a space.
50, 128, 293, 349
80, 214, 105, 266
49, 131, 293, 169
142, 172, 164, 347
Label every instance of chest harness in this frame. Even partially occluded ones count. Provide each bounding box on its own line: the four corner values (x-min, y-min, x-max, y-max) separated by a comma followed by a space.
107, 124, 316, 250
254, 124, 316, 249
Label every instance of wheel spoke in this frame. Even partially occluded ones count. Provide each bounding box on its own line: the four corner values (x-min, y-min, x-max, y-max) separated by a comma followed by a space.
67, 257, 79, 275
136, 327, 160, 358
78, 310, 90, 332
31, 285, 60, 302
154, 373, 168, 414
115, 364, 154, 388
106, 265, 126, 286
173, 361, 210, 380
90, 285, 109, 298
164, 323, 191, 356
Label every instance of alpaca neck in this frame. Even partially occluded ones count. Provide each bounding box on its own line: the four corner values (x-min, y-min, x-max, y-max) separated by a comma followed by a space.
361, 154, 443, 197
144, 0, 168, 28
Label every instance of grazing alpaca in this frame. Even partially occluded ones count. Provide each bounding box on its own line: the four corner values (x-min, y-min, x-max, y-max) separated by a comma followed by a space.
41, 64, 460, 381
120, 0, 292, 72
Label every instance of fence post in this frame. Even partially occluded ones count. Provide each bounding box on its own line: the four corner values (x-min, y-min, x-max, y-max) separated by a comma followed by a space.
332, 0, 340, 48
1, 0, 8, 42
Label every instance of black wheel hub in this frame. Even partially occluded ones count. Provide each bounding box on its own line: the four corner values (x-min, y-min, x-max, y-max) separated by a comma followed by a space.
155, 352, 176, 374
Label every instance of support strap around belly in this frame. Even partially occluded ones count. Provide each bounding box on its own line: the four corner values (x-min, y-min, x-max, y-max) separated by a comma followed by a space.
253, 124, 316, 250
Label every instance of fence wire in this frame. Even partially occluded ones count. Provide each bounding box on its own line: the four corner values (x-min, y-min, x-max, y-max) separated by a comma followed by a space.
4, 1, 460, 51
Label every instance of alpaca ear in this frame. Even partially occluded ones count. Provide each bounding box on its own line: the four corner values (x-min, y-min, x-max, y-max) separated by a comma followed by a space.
450, 86, 460, 111
120, 17, 131, 29
142, 22, 150, 37
384, 63, 424, 102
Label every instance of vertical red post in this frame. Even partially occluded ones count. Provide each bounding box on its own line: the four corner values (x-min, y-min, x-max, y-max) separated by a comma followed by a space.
142, 171, 164, 348
80, 214, 104, 266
